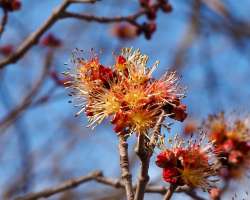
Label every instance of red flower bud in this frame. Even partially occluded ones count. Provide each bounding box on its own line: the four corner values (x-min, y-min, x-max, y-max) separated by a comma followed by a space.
41, 34, 62, 48
0, 44, 14, 56
146, 7, 157, 20
139, 0, 150, 7
11, 0, 21, 10
228, 150, 243, 164
161, 3, 173, 13
209, 188, 221, 200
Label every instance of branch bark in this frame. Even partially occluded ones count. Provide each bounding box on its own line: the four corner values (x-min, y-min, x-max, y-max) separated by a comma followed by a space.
163, 184, 176, 200
0, 50, 53, 133
60, 10, 145, 25
118, 134, 134, 200
134, 110, 166, 200
0, 0, 147, 70
0, 0, 72, 69
134, 133, 150, 200
15, 169, 195, 200
0, 8, 8, 38
14, 171, 102, 200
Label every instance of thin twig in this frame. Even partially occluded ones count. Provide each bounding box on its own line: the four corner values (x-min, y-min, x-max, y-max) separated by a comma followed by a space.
149, 110, 166, 149
134, 110, 166, 200
134, 133, 150, 200
163, 184, 176, 200
15, 171, 102, 200
15, 169, 195, 200
0, 0, 147, 70
15, 171, 192, 200
69, 0, 100, 3
0, 8, 8, 38
0, 0, 73, 69
0, 50, 53, 133
118, 134, 134, 200
60, 10, 146, 25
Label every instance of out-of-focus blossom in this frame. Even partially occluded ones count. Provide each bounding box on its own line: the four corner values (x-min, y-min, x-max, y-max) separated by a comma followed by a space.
111, 23, 138, 40
209, 187, 221, 200
159, 1, 173, 13
205, 112, 250, 179
0, 44, 13, 56
156, 134, 219, 190
65, 48, 187, 138
0, 0, 21, 11
41, 33, 62, 48
183, 119, 198, 135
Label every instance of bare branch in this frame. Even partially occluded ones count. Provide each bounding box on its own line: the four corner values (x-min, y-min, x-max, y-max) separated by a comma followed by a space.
163, 184, 176, 200
15, 169, 196, 200
69, 0, 100, 3
60, 10, 146, 25
118, 134, 134, 200
149, 110, 166, 149
0, 50, 53, 133
134, 110, 166, 200
134, 133, 150, 200
0, 0, 73, 69
15, 171, 102, 200
0, 8, 8, 38
0, 0, 146, 70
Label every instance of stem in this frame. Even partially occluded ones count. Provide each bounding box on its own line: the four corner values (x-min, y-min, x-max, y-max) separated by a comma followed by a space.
134, 111, 166, 200
134, 134, 149, 200
163, 184, 176, 200
118, 134, 134, 200
15, 171, 102, 200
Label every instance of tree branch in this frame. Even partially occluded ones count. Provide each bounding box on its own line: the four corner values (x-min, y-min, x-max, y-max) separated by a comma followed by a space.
14, 171, 102, 200
69, 0, 100, 3
0, 0, 73, 69
15, 169, 196, 200
163, 184, 176, 200
0, 0, 148, 70
118, 134, 134, 200
60, 10, 146, 25
134, 133, 150, 200
134, 110, 166, 200
0, 8, 8, 38
0, 50, 53, 133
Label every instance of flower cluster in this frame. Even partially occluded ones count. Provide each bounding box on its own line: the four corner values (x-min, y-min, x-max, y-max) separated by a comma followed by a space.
182, 119, 198, 135
156, 134, 219, 190
65, 48, 187, 137
205, 113, 250, 179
